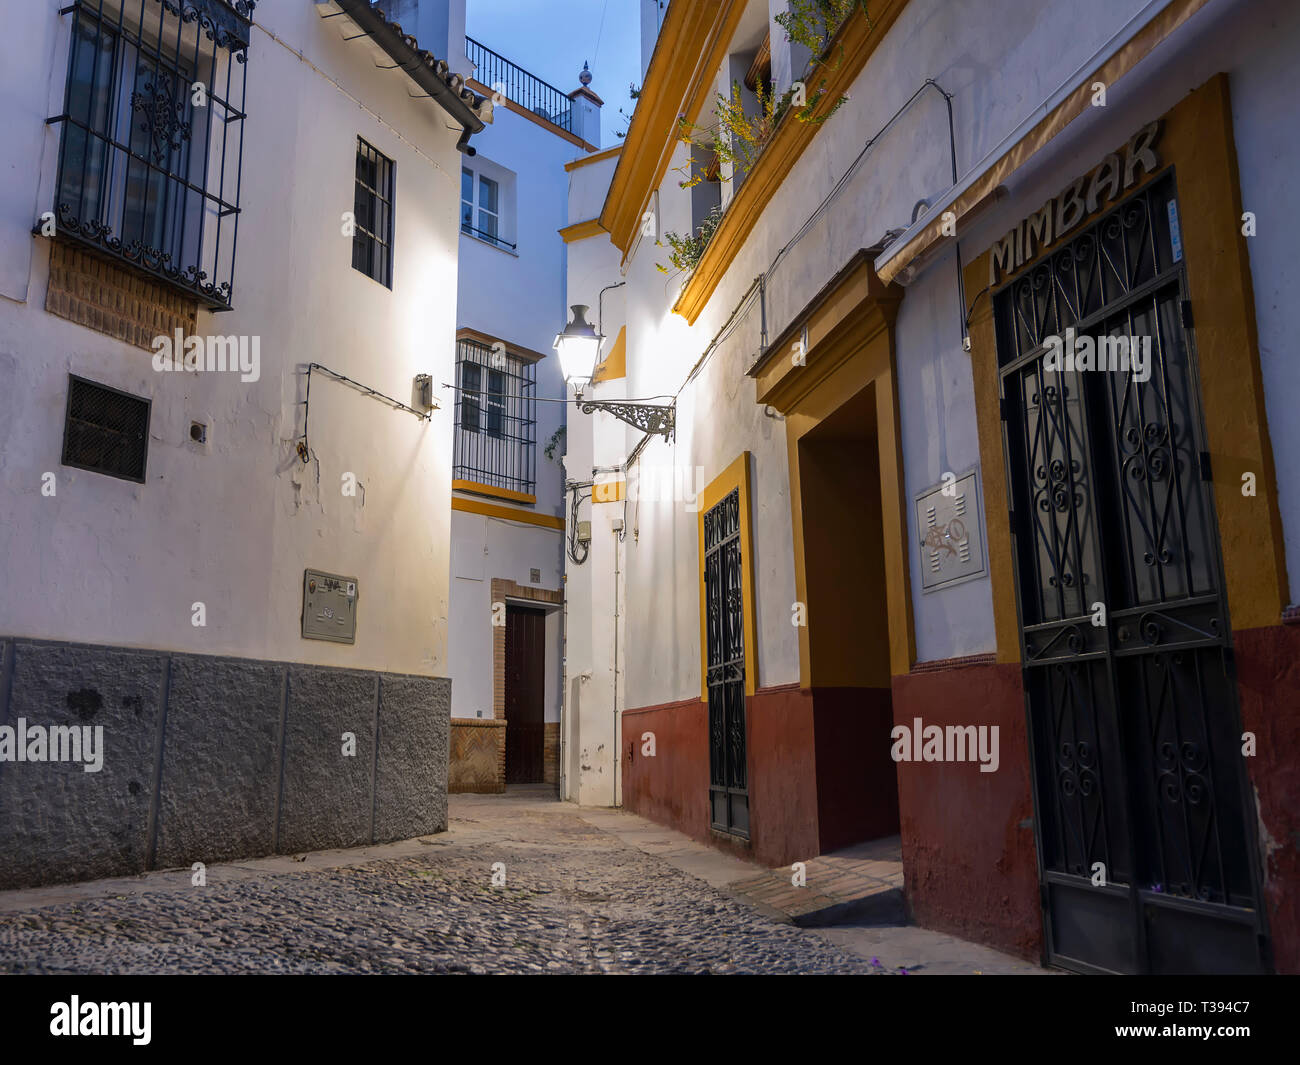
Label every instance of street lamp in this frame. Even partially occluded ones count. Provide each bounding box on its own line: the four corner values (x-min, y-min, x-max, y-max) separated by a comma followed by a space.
552, 304, 602, 391
554, 304, 675, 440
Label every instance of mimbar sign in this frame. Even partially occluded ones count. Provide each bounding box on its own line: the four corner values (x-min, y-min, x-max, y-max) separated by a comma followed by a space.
989, 121, 1161, 285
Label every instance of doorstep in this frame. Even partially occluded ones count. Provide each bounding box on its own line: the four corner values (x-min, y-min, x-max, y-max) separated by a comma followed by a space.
726, 836, 906, 927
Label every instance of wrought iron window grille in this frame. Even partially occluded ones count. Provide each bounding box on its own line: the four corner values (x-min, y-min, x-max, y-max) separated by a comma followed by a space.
353, 136, 395, 288
453, 337, 537, 495
43, 0, 252, 310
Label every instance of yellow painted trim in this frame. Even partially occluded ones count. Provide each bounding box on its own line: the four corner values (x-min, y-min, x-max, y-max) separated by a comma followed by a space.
878, 0, 1212, 285
452, 496, 565, 531
564, 144, 623, 172
753, 254, 913, 681
671, 0, 912, 323
964, 74, 1289, 662
599, 0, 746, 257
559, 218, 607, 243
697, 452, 758, 701
452, 479, 537, 505
467, 78, 600, 153
592, 326, 626, 383
593, 478, 625, 503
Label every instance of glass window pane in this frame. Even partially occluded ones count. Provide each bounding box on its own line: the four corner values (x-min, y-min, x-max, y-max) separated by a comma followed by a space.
479, 176, 498, 213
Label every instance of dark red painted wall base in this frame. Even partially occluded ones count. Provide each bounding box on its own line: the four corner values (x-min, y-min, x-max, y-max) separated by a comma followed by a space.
890, 660, 1042, 963
622, 685, 900, 868
621, 699, 710, 847
1234, 622, 1300, 975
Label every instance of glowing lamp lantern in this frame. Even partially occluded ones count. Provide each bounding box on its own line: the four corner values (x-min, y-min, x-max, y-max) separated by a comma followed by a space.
553, 304, 603, 392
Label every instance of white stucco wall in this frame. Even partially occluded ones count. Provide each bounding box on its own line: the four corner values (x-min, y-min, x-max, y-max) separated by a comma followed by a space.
0, 0, 467, 677
447, 509, 564, 722
562, 0, 1300, 801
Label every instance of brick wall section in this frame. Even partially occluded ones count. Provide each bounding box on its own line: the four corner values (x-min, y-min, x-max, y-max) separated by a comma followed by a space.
544, 722, 559, 784
489, 579, 562, 785
46, 241, 198, 351
448, 718, 507, 793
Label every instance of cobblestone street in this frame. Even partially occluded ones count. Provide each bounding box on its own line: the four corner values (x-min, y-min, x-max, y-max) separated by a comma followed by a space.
0, 791, 905, 975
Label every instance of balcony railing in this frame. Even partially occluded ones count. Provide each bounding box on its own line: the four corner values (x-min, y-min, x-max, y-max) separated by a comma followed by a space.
465, 36, 573, 133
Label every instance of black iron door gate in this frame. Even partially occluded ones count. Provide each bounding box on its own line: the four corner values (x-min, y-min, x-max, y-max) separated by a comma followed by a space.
995, 172, 1267, 973
704, 487, 749, 837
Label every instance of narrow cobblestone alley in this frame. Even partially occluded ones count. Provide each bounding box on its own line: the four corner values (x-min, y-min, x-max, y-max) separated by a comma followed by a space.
0, 790, 1041, 975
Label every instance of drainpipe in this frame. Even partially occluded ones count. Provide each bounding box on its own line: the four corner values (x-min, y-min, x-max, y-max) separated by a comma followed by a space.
559, 573, 567, 800
612, 525, 621, 808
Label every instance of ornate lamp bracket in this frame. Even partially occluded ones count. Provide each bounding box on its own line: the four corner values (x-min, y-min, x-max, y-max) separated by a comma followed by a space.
576, 397, 675, 441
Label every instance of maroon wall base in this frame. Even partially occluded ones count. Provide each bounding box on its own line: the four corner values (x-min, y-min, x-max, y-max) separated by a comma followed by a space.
811, 686, 900, 852
622, 685, 901, 868
891, 659, 1041, 962
621, 699, 710, 846
745, 685, 819, 866
1233, 622, 1300, 974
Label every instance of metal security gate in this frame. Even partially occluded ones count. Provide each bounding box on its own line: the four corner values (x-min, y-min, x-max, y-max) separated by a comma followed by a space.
994, 172, 1268, 973
704, 488, 749, 837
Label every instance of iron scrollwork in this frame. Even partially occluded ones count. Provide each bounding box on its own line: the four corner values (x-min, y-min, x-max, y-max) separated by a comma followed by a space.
577, 399, 675, 440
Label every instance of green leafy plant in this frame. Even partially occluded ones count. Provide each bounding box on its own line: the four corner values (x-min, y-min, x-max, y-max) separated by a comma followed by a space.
774, 0, 868, 123
655, 1, 871, 275
543, 425, 566, 462
658, 203, 724, 275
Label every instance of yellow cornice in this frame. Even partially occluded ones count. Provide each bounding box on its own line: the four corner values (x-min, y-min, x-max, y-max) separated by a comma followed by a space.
672, 0, 910, 324
599, 0, 746, 258
452, 496, 564, 530
452, 479, 537, 506
559, 218, 607, 243
564, 144, 623, 172
751, 250, 903, 413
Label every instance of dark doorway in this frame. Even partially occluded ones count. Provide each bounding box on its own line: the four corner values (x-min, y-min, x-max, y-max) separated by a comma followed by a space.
995, 172, 1267, 973
798, 382, 901, 848
504, 605, 546, 784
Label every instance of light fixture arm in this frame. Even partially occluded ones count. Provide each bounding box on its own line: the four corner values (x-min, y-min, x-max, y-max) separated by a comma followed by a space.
575, 396, 675, 441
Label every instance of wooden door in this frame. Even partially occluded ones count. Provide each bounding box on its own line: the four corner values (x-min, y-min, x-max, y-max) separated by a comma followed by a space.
504, 605, 546, 784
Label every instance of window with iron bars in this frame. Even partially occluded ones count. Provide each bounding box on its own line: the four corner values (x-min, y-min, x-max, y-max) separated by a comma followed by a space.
353, 137, 394, 288
47, 0, 253, 309
453, 338, 536, 496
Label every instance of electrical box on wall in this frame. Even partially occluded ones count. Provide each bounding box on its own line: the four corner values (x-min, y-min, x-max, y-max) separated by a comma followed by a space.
301, 570, 358, 643
914, 469, 987, 593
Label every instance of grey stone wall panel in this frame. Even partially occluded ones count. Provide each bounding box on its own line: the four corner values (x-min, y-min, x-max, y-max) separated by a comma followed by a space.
0, 636, 450, 890
374, 674, 450, 842
152, 655, 285, 869
0, 640, 166, 889
276, 666, 376, 854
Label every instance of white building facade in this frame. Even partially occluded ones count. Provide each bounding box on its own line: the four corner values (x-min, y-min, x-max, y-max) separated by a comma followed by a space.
0, 0, 488, 888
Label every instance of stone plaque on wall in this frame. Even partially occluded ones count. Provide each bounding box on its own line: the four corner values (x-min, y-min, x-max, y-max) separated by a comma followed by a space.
914, 468, 987, 593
